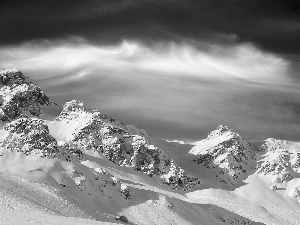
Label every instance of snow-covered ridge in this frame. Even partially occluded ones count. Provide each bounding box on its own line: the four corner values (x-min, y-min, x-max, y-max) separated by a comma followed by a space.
190, 125, 255, 185
0, 69, 300, 224
256, 138, 300, 197
49, 100, 200, 191
57, 99, 149, 137
0, 68, 29, 86
0, 68, 52, 121
0, 117, 58, 157
190, 125, 241, 155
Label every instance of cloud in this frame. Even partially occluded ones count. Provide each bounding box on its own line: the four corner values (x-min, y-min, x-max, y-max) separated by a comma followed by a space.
0, 39, 289, 84
0, 39, 298, 142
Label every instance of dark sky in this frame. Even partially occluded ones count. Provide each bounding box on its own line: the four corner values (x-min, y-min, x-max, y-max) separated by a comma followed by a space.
1, 0, 300, 54
0, 0, 300, 141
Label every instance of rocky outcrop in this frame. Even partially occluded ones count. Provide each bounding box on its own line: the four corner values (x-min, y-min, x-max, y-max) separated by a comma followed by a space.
256, 138, 300, 191
0, 68, 51, 121
290, 185, 300, 203
257, 146, 293, 182
190, 125, 254, 185
291, 153, 300, 173
1, 117, 58, 157
60, 142, 84, 162
0, 117, 84, 161
54, 100, 200, 191
0, 68, 30, 86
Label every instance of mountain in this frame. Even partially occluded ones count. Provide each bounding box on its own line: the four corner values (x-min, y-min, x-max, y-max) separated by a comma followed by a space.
48, 99, 200, 191
0, 68, 52, 121
256, 138, 300, 202
189, 125, 257, 187
0, 68, 300, 225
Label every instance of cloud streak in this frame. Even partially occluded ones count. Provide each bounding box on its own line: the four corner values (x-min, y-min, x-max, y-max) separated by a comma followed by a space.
0, 39, 289, 84
0, 39, 298, 142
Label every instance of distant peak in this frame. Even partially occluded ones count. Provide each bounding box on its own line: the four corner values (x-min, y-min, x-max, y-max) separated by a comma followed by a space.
0, 68, 52, 121
216, 125, 231, 132
207, 125, 232, 139
57, 99, 90, 120
0, 68, 28, 86
0, 68, 20, 73
62, 99, 86, 112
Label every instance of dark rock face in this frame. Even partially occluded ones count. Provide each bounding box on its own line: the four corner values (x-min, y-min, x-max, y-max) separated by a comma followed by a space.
2, 117, 58, 157
0, 69, 51, 121
0, 68, 28, 86
61, 143, 84, 162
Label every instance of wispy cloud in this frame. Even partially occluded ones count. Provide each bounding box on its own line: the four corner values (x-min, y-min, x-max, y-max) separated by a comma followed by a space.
0, 39, 289, 84
0, 39, 298, 141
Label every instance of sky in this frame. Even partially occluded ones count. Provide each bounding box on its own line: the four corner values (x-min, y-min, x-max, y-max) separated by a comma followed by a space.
0, 0, 299, 142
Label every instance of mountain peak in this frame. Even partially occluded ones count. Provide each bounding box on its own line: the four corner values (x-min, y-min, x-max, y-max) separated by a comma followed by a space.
59, 99, 86, 116
0, 69, 52, 121
0, 68, 29, 86
57, 99, 104, 123
1, 117, 58, 157
63, 99, 85, 111
190, 125, 254, 185
207, 125, 233, 140
216, 125, 231, 132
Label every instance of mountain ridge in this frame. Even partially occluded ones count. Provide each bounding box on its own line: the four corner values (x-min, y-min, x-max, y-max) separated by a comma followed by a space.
0, 68, 299, 225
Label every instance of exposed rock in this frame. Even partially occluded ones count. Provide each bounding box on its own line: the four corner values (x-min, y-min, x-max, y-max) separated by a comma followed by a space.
120, 183, 131, 200
0, 68, 51, 121
190, 125, 254, 185
1, 117, 58, 157
0, 68, 28, 86
54, 100, 200, 191
291, 153, 300, 173
290, 186, 300, 203
60, 142, 84, 162
257, 139, 297, 188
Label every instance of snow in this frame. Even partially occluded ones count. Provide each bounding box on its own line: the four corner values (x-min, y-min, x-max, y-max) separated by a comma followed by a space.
0, 208, 117, 225
189, 127, 236, 155
0, 69, 300, 224
0, 68, 20, 74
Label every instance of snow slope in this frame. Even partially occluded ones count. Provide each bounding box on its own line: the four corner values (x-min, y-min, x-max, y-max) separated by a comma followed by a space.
188, 125, 257, 188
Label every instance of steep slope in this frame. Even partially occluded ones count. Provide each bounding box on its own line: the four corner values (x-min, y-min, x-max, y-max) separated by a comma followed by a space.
0, 117, 58, 157
47, 99, 200, 191
0, 118, 134, 222
0, 113, 261, 225
0, 69, 52, 121
256, 138, 300, 202
185, 137, 300, 225
189, 125, 257, 186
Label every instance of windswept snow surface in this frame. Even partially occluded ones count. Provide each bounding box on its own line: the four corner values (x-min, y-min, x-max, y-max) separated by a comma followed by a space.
0, 149, 264, 225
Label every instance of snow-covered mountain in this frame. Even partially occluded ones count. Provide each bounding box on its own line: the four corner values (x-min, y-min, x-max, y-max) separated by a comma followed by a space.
47, 99, 200, 191
0, 68, 299, 225
0, 69, 52, 121
256, 138, 300, 202
189, 125, 256, 186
